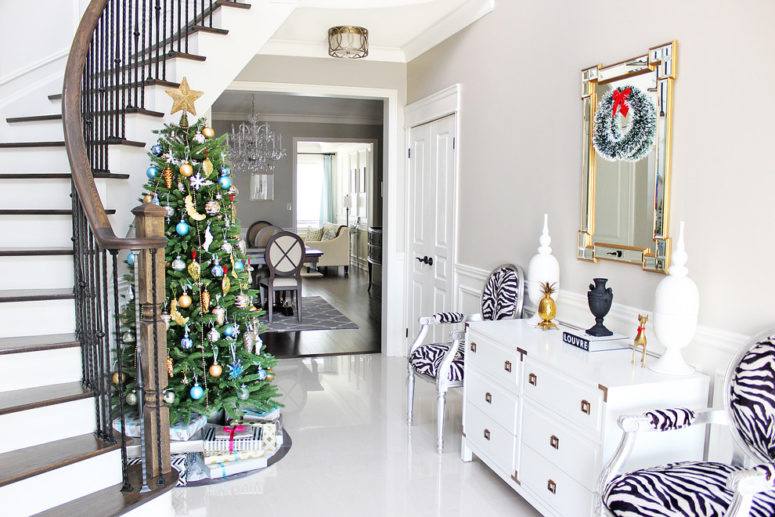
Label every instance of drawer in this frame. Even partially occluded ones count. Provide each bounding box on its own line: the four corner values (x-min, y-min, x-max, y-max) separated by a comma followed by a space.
466, 368, 519, 434
522, 359, 604, 434
466, 332, 520, 394
522, 402, 601, 490
464, 403, 517, 476
521, 444, 595, 517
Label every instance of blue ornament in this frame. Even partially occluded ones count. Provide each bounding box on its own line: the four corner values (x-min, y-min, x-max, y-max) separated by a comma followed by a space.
126, 253, 136, 266
223, 324, 236, 338
220, 166, 231, 176
211, 264, 223, 277
151, 144, 163, 157
146, 165, 159, 179
175, 220, 190, 236
228, 360, 244, 379
218, 176, 231, 190
257, 367, 267, 381
233, 260, 244, 272
189, 384, 204, 400
180, 335, 193, 349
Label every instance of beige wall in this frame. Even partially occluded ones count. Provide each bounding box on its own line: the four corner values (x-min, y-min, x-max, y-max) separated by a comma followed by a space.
407, 0, 775, 336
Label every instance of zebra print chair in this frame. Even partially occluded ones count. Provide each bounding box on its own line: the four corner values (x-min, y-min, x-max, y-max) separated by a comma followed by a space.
407, 264, 525, 453
598, 331, 775, 517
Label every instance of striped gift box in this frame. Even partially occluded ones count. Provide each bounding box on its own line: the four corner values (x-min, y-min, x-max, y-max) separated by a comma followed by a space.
202, 424, 263, 453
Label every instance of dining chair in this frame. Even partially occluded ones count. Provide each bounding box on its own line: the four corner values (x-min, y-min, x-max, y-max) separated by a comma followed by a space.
259, 231, 304, 323
407, 264, 526, 452
246, 220, 273, 247
598, 330, 775, 517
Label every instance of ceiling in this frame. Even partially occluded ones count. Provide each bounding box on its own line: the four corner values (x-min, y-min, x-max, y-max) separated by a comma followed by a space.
260, 0, 493, 62
212, 91, 384, 125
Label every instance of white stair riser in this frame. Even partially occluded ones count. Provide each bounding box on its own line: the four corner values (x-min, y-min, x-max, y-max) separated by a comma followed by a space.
0, 299, 75, 338
0, 347, 81, 391
126, 491, 174, 517
0, 147, 68, 172
0, 179, 106, 209
0, 449, 122, 517
0, 214, 73, 247
0, 255, 74, 289
1, 119, 64, 141
0, 397, 94, 453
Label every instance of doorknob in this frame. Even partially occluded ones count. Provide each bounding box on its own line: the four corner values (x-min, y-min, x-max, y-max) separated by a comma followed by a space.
415, 256, 434, 266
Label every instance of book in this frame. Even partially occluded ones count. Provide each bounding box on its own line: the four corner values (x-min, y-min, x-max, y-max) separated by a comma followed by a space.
559, 325, 630, 352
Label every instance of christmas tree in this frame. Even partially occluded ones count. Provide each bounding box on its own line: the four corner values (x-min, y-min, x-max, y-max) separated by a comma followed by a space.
114, 78, 280, 424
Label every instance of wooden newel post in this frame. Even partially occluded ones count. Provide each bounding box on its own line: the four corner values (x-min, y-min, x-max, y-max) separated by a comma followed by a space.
132, 203, 170, 478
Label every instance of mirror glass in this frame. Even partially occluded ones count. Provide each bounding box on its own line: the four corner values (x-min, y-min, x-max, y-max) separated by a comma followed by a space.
578, 42, 676, 273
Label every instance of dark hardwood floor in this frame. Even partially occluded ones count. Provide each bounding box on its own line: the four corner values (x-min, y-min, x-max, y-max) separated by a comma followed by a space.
261, 267, 382, 358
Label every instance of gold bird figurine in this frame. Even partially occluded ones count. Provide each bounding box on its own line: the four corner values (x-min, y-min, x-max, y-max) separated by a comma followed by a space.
632, 314, 648, 367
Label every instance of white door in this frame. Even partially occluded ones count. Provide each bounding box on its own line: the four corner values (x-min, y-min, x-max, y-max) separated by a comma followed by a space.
407, 114, 456, 344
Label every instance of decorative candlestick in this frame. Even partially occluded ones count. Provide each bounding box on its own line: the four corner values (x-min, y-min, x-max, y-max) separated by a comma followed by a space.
527, 214, 560, 325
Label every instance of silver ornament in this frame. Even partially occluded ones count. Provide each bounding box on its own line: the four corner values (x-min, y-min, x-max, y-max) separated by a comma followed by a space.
207, 326, 221, 343
171, 255, 186, 271
243, 331, 255, 354
163, 391, 176, 404
165, 204, 175, 218
122, 331, 135, 343
205, 200, 220, 215
161, 312, 171, 330
237, 385, 250, 401
194, 132, 206, 144
238, 239, 247, 254
212, 305, 226, 326
203, 225, 214, 251
126, 391, 138, 406
221, 241, 233, 254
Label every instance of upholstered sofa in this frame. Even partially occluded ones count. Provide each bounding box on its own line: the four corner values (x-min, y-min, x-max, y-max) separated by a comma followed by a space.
302, 222, 350, 275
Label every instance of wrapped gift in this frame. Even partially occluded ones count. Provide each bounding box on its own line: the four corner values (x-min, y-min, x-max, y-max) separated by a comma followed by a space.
203, 449, 264, 465
204, 455, 268, 479
128, 453, 190, 486
203, 423, 263, 453
113, 413, 207, 442
214, 424, 253, 441
242, 406, 281, 423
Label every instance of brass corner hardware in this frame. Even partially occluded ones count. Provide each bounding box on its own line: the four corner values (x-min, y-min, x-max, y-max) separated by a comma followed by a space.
462, 430, 467, 438
547, 479, 557, 494
550, 435, 559, 450
483, 429, 490, 440
528, 373, 537, 386
581, 399, 591, 414
504, 360, 512, 372
470, 342, 477, 352
598, 383, 609, 402
517, 347, 527, 361
485, 392, 492, 404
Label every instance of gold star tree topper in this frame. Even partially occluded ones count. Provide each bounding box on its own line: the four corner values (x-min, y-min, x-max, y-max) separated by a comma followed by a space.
165, 77, 203, 116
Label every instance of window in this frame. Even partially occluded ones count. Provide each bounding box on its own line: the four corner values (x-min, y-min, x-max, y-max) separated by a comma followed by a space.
296, 154, 325, 229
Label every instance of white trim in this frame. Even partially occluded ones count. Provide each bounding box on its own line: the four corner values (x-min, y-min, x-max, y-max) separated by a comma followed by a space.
403, 0, 495, 62
227, 80, 403, 356
259, 39, 407, 63
0, 49, 69, 87
405, 84, 461, 128
212, 111, 382, 126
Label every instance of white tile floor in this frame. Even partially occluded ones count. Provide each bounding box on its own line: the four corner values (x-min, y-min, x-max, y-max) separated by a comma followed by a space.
173, 354, 540, 516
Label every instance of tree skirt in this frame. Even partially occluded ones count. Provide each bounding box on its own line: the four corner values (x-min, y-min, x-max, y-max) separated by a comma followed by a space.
260, 296, 359, 333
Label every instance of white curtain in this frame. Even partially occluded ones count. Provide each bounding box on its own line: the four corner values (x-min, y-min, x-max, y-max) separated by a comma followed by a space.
319, 154, 334, 226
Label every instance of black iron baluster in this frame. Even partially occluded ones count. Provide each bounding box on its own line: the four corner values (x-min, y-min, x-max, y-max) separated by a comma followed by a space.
94, 238, 106, 439
141, 0, 147, 90
208, 0, 212, 27
176, 0, 181, 52
111, 251, 132, 492
150, 248, 165, 487
101, 249, 115, 443
132, 251, 150, 493
162, 0, 168, 79
154, 0, 161, 80
185, 0, 189, 53
71, 188, 86, 385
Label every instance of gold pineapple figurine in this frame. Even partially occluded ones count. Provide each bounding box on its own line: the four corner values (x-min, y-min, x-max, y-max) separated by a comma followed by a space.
632, 314, 648, 367
537, 282, 558, 330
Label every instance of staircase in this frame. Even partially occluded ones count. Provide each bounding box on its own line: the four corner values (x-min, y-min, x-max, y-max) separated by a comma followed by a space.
0, 1, 295, 514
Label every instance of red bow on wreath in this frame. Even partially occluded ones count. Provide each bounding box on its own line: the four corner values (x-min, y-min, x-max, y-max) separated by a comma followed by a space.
612, 87, 632, 120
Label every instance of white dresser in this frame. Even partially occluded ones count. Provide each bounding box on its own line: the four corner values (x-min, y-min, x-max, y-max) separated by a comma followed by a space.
461, 319, 710, 517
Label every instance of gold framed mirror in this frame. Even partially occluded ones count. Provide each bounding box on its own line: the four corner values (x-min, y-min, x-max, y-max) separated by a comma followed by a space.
578, 41, 676, 273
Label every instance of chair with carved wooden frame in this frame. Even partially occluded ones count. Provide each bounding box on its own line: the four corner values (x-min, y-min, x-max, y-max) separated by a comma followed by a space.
407, 264, 526, 453
598, 330, 775, 516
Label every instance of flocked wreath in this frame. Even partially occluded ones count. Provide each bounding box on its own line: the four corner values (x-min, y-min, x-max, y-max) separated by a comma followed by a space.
593, 85, 656, 162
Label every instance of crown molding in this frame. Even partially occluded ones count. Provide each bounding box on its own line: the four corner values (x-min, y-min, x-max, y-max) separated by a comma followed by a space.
212, 111, 382, 125
258, 38, 407, 63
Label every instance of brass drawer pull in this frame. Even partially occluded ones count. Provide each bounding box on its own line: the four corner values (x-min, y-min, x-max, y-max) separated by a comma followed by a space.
581, 399, 591, 414
485, 392, 492, 404
470, 342, 477, 352
547, 479, 557, 494
504, 360, 512, 372
550, 435, 559, 449
528, 373, 537, 386
483, 429, 490, 440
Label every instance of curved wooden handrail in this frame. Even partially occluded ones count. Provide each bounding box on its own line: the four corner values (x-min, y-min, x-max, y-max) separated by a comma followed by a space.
62, 0, 166, 250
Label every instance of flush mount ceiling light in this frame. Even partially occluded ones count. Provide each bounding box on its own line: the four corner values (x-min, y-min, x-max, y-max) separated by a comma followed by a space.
328, 26, 368, 59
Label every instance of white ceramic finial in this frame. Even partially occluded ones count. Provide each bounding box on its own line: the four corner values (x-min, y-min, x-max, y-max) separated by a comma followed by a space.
669, 221, 688, 277
538, 213, 552, 254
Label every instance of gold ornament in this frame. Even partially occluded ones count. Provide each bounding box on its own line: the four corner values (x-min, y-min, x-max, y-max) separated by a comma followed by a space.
167, 357, 174, 377
170, 299, 189, 326
202, 126, 215, 139
142, 193, 153, 203
178, 292, 192, 309
201, 289, 211, 313
212, 305, 226, 326
266, 368, 275, 382
187, 260, 201, 281
235, 293, 250, 309
202, 157, 214, 177
632, 314, 648, 367
112, 372, 125, 385
205, 200, 220, 215
184, 195, 206, 221
163, 168, 173, 189
165, 77, 203, 116
209, 363, 223, 378
230, 254, 239, 279
537, 282, 558, 330
222, 276, 230, 295
180, 162, 194, 177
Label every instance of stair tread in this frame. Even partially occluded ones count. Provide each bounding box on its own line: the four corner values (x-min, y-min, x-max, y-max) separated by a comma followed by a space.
7, 107, 164, 124
0, 208, 117, 215
0, 139, 144, 148
33, 465, 178, 517
0, 288, 74, 303
0, 333, 78, 355
0, 247, 73, 256
0, 172, 130, 179
217, 0, 251, 8
0, 381, 92, 416
0, 433, 118, 488
48, 93, 62, 100
6, 114, 62, 123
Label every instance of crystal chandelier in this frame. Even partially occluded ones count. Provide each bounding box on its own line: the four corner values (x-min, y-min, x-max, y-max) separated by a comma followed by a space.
229, 97, 286, 175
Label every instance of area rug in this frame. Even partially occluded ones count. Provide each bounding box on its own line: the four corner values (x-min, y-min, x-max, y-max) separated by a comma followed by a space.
260, 296, 359, 333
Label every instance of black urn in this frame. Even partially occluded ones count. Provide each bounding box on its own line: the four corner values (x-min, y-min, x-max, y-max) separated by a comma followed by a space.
586, 278, 613, 337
